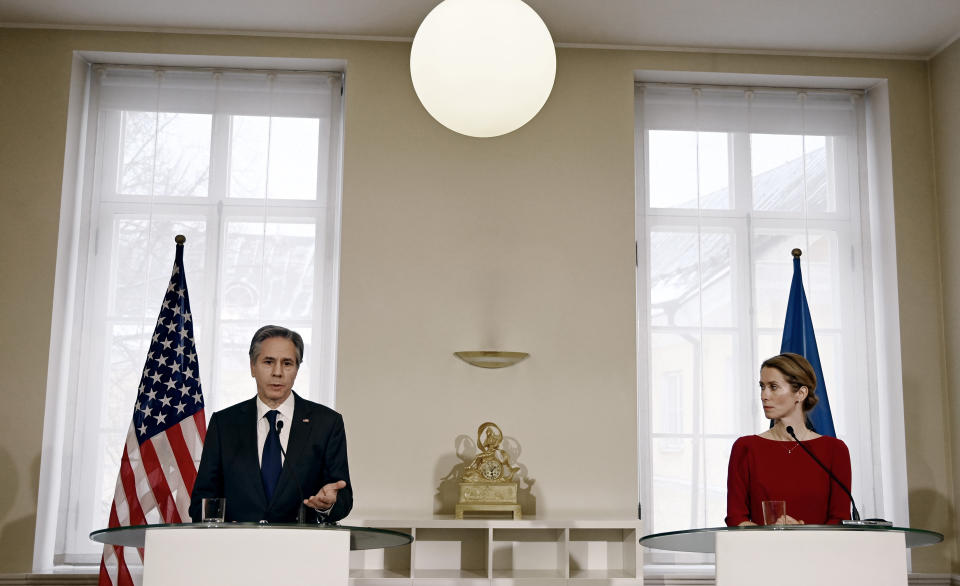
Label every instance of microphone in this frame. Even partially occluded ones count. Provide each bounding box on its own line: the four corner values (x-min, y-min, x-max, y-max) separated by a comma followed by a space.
275, 419, 308, 524
785, 426, 863, 523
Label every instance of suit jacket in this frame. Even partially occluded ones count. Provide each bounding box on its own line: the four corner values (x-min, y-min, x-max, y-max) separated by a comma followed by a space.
189, 392, 352, 523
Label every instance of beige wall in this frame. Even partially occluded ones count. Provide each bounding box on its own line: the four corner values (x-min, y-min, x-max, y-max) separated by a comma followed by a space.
0, 28, 954, 573
932, 37, 960, 570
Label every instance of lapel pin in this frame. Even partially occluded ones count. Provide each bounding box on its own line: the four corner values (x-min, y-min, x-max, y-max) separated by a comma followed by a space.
302, 418, 310, 423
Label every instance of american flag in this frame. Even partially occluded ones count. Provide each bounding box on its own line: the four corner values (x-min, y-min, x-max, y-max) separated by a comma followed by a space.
99, 236, 206, 586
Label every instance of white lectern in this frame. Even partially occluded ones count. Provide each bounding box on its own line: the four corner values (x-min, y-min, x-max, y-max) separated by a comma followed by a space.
91, 523, 414, 586
640, 525, 942, 586
145, 527, 348, 586
716, 529, 905, 586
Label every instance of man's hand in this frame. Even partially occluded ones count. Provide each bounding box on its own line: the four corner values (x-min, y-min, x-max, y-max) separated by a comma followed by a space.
304, 480, 347, 511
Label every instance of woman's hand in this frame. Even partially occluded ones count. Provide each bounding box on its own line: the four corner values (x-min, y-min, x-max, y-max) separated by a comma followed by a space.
752, 515, 803, 526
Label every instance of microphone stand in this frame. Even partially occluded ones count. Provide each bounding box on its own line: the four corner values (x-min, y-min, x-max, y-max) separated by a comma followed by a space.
785, 426, 891, 526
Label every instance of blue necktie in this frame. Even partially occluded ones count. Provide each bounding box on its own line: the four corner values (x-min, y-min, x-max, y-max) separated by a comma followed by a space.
261, 410, 282, 502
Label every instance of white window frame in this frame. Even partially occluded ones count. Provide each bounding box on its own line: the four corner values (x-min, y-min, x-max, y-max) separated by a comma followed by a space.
634, 76, 910, 570
33, 53, 346, 572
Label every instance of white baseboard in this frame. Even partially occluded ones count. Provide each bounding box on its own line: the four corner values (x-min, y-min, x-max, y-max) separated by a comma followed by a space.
2, 573, 958, 585
642, 573, 956, 586
644, 577, 716, 585
0, 577, 96, 585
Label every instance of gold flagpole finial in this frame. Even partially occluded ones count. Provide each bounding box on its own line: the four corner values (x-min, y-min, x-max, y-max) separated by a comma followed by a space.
791, 248, 802, 257
175, 234, 186, 245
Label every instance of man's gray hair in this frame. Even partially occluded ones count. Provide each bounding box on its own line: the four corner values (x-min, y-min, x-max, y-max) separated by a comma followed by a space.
249, 325, 305, 366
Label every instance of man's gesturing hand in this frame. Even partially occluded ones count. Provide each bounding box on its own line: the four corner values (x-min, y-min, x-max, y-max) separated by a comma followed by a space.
304, 480, 347, 511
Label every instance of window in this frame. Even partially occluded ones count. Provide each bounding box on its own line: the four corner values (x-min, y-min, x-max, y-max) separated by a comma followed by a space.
38, 64, 343, 567
636, 83, 898, 546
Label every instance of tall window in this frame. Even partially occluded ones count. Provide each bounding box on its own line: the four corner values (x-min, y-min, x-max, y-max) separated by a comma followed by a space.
636, 84, 888, 543
42, 65, 343, 565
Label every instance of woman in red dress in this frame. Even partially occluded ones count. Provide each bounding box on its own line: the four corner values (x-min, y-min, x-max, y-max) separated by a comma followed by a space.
725, 353, 852, 526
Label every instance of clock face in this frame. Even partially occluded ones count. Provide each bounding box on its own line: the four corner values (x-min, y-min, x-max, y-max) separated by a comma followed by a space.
479, 458, 503, 480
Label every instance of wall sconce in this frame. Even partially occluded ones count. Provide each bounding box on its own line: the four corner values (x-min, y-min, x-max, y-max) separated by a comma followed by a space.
454, 351, 530, 368
410, 0, 556, 137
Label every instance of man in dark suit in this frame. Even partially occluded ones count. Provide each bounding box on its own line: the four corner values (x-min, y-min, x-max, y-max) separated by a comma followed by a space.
189, 325, 352, 523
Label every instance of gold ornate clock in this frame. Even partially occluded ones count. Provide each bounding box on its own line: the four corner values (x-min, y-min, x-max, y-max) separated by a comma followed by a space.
456, 422, 522, 519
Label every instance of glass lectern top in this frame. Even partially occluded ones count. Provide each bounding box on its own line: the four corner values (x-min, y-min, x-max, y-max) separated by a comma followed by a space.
90, 523, 413, 551
640, 525, 943, 553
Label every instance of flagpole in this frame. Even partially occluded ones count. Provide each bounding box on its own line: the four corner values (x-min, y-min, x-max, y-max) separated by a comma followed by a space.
779, 245, 835, 437
99, 231, 206, 586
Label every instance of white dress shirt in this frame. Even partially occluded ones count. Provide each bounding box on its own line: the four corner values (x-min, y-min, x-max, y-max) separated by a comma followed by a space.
256, 393, 294, 466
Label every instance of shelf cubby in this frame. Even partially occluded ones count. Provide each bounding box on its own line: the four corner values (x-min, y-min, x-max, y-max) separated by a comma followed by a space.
349, 518, 642, 585
569, 527, 639, 581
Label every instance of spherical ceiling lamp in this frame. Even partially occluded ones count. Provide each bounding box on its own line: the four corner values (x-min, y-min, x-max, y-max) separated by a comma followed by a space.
410, 0, 557, 138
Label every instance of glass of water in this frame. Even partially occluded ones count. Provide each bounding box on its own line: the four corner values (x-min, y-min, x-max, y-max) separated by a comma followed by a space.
201, 498, 226, 524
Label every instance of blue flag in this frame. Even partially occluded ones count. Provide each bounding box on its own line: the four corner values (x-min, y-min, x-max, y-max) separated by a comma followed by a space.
780, 253, 835, 437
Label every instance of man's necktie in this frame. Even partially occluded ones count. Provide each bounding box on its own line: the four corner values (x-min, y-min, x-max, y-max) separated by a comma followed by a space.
261, 410, 282, 502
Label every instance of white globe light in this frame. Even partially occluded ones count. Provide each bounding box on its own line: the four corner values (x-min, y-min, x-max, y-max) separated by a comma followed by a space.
410, 0, 557, 138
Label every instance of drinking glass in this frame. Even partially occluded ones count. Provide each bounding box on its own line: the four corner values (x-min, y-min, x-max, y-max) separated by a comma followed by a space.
201, 498, 226, 523
762, 500, 787, 527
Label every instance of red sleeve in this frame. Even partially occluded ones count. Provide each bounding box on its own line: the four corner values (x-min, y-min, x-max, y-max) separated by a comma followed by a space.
826, 438, 853, 524
725, 437, 751, 526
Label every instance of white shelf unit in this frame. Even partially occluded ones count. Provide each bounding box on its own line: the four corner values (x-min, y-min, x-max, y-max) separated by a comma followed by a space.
349, 518, 642, 586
